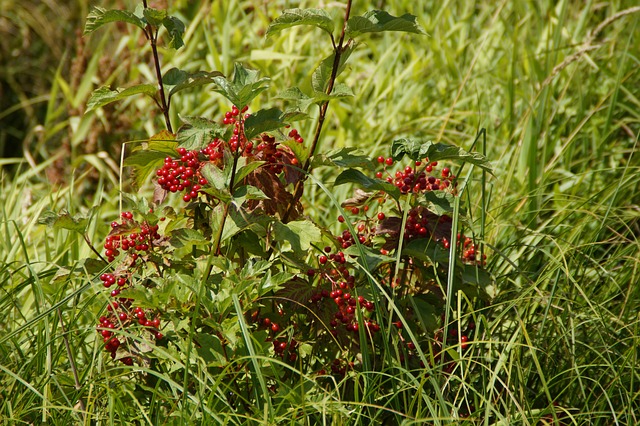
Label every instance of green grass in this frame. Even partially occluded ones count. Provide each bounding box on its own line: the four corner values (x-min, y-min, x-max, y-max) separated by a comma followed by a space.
2, 0, 640, 424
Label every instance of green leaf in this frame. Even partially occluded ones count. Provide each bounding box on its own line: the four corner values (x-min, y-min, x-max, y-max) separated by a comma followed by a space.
233, 158, 264, 184
170, 228, 208, 248
402, 238, 449, 264
272, 220, 321, 253
244, 108, 288, 140
164, 68, 223, 97
212, 63, 269, 109
311, 83, 354, 101
344, 244, 393, 272
345, 10, 426, 39
37, 209, 93, 233
86, 84, 157, 112
422, 191, 455, 215
124, 132, 178, 187
84, 7, 145, 35
312, 44, 355, 94
334, 169, 401, 201
200, 163, 232, 202
143, 8, 166, 26
176, 116, 227, 151
162, 16, 186, 50
276, 87, 316, 112
233, 185, 269, 205
266, 8, 334, 38
391, 138, 493, 173
326, 147, 375, 169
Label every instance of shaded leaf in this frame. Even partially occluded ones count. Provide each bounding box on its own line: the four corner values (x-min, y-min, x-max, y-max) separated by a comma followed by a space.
170, 228, 208, 248
391, 138, 493, 173
244, 108, 288, 140
86, 84, 157, 112
164, 68, 223, 97
334, 168, 401, 201
84, 7, 145, 35
162, 16, 185, 49
422, 191, 455, 215
344, 244, 393, 272
311, 83, 354, 101
266, 8, 334, 37
312, 44, 355, 94
346, 10, 426, 39
233, 158, 265, 184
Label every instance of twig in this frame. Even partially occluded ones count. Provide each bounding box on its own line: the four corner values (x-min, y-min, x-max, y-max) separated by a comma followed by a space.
142, 0, 173, 133
282, 0, 354, 222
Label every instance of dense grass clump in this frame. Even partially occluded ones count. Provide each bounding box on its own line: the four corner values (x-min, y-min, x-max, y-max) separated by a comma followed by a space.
1, 1, 639, 424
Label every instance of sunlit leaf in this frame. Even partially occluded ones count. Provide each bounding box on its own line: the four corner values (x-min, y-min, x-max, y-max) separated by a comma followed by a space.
391, 138, 493, 173
312, 44, 355, 93
84, 7, 145, 35
346, 10, 426, 39
86, 84, 157, 112
162, 16, 186, 49
212, 63, 270, 109
266, 8, 334, 37
176, 116, 227, 151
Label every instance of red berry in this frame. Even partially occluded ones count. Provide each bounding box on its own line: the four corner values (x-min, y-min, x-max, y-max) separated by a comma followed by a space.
377, 212, 385, 220
385, 157, 393, 166
319, 255, 328, 265
377, 156, 384, 164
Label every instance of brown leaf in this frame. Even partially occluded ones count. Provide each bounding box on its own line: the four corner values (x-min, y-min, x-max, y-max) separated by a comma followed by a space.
341, 189, 375, 208
246, 168, 302, 220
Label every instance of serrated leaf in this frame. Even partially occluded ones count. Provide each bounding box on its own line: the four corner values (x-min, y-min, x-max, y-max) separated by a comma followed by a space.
86, 84, 157, 112
143, 8, 166, 26
403, 238, 449, 264
334, 169, 401, 201
341, 189, 376, 207
212, 63, 269, 109
422, 191, 455, 215
176, 116, 226, 151
162, 16, 186, 49
84, 7, 145, 35
233, 158, 264, 184
276, 87, 316, 112
165, 69, 223, 97
391, 138, 493, 173
281, 139, 310, 165
312, 44, 355, 94
244, 107, 287, 140
200, 163, 232, 202
266, 8, 334, 38
124, 131, 177, 187
326, 147, 375, 169
37, 209, 92, 233
345, 10, 426, 39
170, 228, 208, 248
272, 220, 321, 253
344, 244, 392, 272
311, 83, 354, 101
232, 185, 269, 205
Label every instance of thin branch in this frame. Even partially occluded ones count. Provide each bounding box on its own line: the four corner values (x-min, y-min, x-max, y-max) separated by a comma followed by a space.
282, 0, 354, 222
143, 1, 173, 133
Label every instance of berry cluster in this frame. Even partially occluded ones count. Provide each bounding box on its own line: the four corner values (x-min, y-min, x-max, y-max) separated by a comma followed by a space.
441, 233, 486, 265
103, 211, 162, 263
156, 106, 304, 204
309, 252, 380, 336
97, 301, 163, 365
375, 157, 457, 195
156, 148, 208, 203
98, 211, 165, 365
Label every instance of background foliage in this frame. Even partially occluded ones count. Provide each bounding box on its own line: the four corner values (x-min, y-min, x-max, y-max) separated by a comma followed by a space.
1, 0, 639, 424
